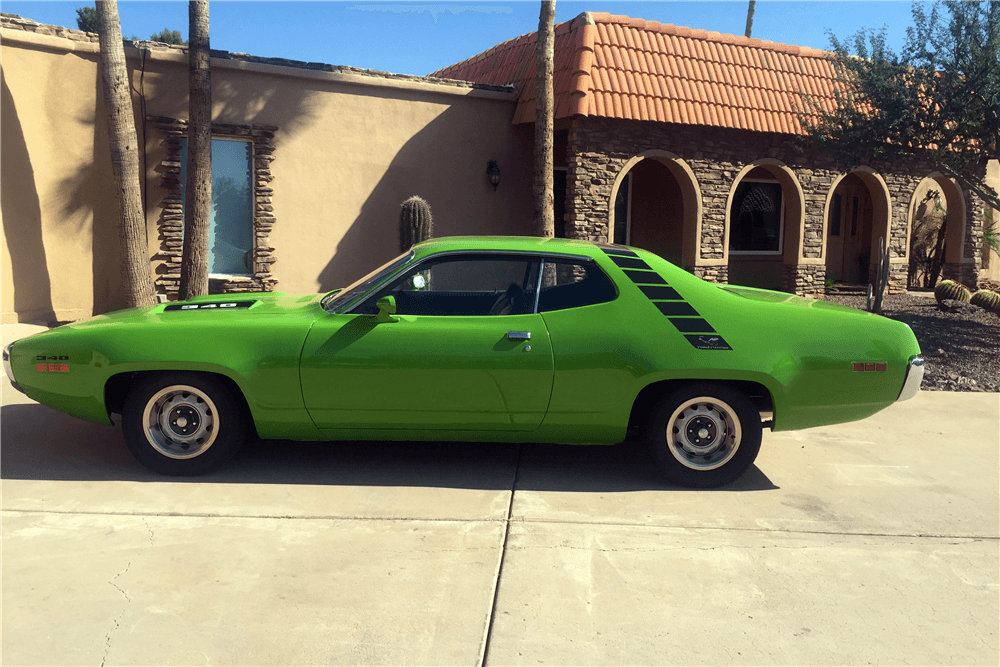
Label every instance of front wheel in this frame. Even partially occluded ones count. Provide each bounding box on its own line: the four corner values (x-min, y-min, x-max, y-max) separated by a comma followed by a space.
644, 383, 762, 488
122, 373, 247, 476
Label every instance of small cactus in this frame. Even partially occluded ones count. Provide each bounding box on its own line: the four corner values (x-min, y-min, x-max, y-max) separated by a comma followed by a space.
970, 289, 1000, 313
934, 280, 972, 305
399, 196, 433, 252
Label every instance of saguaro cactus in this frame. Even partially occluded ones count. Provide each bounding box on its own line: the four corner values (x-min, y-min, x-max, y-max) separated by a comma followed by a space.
400, 196, 433, 252
868, 237, 891, 314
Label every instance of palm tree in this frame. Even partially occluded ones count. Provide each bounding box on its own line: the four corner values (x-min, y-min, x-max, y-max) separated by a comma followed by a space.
534, 0, 556, 239
745, 0, 756, 38
180, 0, 212, 299
95, 0, 156, 308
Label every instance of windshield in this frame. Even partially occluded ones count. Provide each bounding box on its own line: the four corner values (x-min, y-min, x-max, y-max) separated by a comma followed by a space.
321, 250, 414, 312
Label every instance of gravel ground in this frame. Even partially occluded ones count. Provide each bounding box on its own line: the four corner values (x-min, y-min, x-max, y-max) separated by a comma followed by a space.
822, 291, 999, 393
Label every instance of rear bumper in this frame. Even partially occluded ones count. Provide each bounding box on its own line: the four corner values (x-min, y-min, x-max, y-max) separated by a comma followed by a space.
896, 356, 924, 402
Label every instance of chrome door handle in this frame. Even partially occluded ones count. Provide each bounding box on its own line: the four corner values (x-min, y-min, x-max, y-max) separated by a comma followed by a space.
506, 331, 531, 340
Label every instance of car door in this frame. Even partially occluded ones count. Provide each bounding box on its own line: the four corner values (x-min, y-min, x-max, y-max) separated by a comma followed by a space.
300, 254, 554, 434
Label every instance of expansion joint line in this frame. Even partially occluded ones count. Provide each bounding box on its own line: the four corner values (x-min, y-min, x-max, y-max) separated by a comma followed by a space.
478, 444, 522, 667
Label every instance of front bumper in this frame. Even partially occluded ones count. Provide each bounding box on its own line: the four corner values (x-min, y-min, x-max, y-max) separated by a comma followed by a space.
896, 355, 924, 402
3, 342, 24, 394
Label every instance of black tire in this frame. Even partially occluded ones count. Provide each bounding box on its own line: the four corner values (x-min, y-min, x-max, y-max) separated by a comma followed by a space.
121, 372, 247, 476
644, 382, 762, 488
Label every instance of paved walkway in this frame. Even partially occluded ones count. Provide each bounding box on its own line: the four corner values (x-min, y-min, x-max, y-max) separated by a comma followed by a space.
1, 325, 998, 665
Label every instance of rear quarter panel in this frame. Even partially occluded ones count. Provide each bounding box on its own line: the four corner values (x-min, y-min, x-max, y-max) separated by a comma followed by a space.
591, 249, 920, 433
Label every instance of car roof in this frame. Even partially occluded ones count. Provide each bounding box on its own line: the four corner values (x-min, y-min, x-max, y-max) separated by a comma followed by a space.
411, 235, 605, 258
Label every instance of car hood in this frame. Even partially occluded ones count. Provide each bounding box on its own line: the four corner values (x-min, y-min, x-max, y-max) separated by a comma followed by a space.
41, 292, 326, 334
718, 284, 871, 316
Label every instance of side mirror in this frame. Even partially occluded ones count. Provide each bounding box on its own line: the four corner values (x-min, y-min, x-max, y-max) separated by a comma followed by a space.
376, 295, 398, 323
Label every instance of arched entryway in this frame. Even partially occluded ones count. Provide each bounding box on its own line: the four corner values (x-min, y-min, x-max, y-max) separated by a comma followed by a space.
824, 168, 892, 285
608, 151, 701, 267
907, 175, 966, 288
725, 161, 805, 291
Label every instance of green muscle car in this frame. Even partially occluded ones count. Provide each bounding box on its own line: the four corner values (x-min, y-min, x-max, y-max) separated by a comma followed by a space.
3, 237, 923, 487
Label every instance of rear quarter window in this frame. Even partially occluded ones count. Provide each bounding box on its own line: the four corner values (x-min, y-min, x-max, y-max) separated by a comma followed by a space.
537, 260, 618, 312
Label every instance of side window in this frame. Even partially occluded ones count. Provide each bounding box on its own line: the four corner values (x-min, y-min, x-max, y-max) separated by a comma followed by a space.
179, 137, 254, 275
356, 256, 541, 316
537, 260, 617, 313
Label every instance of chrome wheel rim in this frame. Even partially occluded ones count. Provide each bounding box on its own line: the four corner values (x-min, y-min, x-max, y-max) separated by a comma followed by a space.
666, 396, 741, 471
142, 385, 219, 459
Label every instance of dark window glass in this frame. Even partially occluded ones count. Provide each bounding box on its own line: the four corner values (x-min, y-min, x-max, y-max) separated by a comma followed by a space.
851, 196, 859, 236
829, 193, 842, 236
356, 256, 540, 317
613, 174, 630, 245
729, 181, 783, 253
537, 260, 617, 312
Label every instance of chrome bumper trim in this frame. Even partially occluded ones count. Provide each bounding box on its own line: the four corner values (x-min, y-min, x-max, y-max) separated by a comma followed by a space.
896, 355, 924, 402
3, 342, 24, 394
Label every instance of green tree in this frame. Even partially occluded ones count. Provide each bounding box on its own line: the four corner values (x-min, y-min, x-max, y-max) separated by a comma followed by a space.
75, 5, 98, 33
150, 28, 185, 44
800, 1, 999, 212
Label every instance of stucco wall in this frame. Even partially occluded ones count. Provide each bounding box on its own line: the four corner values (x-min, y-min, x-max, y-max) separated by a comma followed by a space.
985, 159, 1000, 283
1, 22, 532, 323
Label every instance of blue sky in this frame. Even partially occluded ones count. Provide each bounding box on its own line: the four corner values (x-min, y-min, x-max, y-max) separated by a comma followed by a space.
3, 1, 927, 76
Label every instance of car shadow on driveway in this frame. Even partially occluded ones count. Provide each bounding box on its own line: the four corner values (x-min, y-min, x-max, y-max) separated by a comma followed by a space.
1, 403, 778, 492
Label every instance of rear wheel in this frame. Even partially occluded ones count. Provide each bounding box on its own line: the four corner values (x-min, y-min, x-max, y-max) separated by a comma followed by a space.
122, 373, 247, 475
644, 383, 762, 488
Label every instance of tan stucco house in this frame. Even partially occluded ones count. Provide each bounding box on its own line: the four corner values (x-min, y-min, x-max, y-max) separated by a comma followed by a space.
2, 11, 997, 324
433, 12, 998, 295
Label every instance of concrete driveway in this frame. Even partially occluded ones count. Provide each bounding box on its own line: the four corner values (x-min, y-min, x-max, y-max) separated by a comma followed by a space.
2, 325, 998, 665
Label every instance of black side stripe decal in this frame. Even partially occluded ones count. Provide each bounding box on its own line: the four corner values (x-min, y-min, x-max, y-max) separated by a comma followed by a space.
609, 255, 653, 270
639, 285, 681, 300
600, 246, 639, 257
669, 318, 716, 333
623, 270, 666, 285
654, 302, 699, 317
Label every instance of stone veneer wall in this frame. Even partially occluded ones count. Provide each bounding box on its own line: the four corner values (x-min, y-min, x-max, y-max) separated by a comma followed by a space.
565, 117, 985, 295
149, 117, 278, 298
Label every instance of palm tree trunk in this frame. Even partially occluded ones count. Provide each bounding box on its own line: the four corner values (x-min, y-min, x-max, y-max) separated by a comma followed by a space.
95, 0, 156, 309
745, 1, 756, 38
534, 0, 556, 239
180, 0, 212, 299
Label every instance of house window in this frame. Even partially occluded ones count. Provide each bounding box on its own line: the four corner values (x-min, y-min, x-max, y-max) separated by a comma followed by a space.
179, 138, 254, 276
149, 116, 277, 299
729, 180, 783, 254
829, 193, 842, 237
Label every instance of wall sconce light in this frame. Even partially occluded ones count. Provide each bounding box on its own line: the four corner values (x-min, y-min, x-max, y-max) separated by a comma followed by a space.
487, 160, 501, 191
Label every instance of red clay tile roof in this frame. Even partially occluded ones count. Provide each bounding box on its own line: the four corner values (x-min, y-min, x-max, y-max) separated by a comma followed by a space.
430, 12, 839, 134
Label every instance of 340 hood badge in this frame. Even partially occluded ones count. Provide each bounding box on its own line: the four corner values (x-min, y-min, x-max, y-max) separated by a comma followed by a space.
164, 301, 256, 311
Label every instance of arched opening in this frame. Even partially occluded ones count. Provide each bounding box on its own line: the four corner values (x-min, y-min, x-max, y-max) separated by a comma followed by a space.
824, 168, 891, 285
608, 151, 701, 267
725, 161, 804, 291
906, 174, 966, 288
